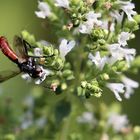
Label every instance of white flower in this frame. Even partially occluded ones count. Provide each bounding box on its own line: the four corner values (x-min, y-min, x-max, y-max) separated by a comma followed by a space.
106, 56, 118, 65
108, 43, 136, 66
122, 76, 139, 99
118, 32, 131, 47
35, 117, 47, 128
59, 39, 76, 59
77, 112, 97, 124
21, 73, 32, 83
109, 22, 115, 32
35, 67, 51, 85
86, 11, 102, 25
124, 48, 136, 66
21, 97, 34, 130
21, 111, 33, 130
23, 96, 34, 109
39, 40, 51, 46
118, 1, 137, 21
88, 52, 107, 70
21, 118, 33, 130
34, 48, 43, 56
108, 113, 129, 132
79, 21, 94, 34
101, 20, 115, 32
106, 83, 125, 101
108, 44, 122, 60
110, 11, 124, 24
79, 11, 102, 34
55, 0, 69, 9
35, 1, 51, 19
101, 133, 109, 140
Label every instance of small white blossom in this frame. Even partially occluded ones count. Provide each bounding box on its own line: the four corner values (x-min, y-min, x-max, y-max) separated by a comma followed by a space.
21, 73, 32, 83
79, 11, 102, 34
77, 112, 97, 124
79, 21, 94, 34
23, 96, 34, 109
88, 52, 107, 70
124, 49, 136, 66
106, 83, 125, 101
59, 39, 76, 59
21, 111, 33, 130
86, 11, 102, 25
106, 56, 118, 65
35, 117, 47, 129
21, 119, 33, 130
122, 76, 139, 99
108, 43, 136, 66
118, 32, 131, 47
108, 113, 129, 132
101, 20, 115, 32
118, 1, 137, 21
34, 48, 43, 56
55, 0, 69, 9
39, 40, 51, 46
101, 133, 109, 140
35, 67, 51, 85
35, 1, 51, 19
110, 22, 115, 32
110, 11, 124, 24
100, 20, 108, 30
21, 97, 34, 130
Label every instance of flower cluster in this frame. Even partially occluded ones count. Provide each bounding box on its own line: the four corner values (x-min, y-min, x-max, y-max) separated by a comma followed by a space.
21, 30, 75, 91
72, 103, 140, 139
1, 1, 140, 140
33, 0, 140, 101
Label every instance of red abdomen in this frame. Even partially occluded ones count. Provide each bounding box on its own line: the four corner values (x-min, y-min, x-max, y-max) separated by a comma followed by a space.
0, 36, 18, 62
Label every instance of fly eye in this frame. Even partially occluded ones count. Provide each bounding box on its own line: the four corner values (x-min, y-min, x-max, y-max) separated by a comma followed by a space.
36, 67, 42, 74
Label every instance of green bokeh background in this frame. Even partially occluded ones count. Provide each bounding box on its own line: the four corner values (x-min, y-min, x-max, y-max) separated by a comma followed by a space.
0, 0, 140, 126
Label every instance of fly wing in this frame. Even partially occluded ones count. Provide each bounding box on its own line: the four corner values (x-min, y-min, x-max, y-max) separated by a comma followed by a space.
13, 36, 28, 59
0, 70, 21, 83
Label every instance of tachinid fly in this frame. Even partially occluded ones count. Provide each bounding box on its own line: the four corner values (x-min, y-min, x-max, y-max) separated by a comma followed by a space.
0, 36, 46, 83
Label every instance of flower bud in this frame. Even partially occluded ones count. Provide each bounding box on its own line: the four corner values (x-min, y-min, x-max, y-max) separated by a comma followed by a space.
53, 58, 64, 70
100, 73, 109, 81
86, 0, 95, 5
4, 134, 15, 140
61, 83, 67, 90
134, 14, 140, 23
21, 30, 36, 44
130, 34, 135, 39
71, 13, 77, 19
132, 56, 140, 67
63, 69, 72, 75
74, 19, 80, 26
117, 61, 128, 71
54, 49, 59, 56
81, 81, 88, 88
91, 28, 107, 40
98, 39, 106, 45
94, 92, 102, 98
43, 46, 54, 56
134, 126, 140, 134
124, 20, 138, 31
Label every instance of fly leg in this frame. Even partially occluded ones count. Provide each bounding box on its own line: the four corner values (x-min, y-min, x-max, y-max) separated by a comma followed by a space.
23, 40, 54, 58
22, 39, 33, 55
27, 54, 54, 58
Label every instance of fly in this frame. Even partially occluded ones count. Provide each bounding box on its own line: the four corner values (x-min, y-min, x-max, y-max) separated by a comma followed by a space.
0, 36, 48, 83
